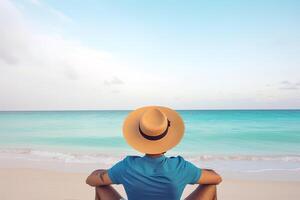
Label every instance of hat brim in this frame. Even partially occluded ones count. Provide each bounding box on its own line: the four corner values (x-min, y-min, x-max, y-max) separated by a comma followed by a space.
123, 106, 185, 154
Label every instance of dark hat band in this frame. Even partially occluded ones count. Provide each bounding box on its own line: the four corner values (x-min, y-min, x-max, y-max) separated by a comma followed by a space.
139, 119, 170, 141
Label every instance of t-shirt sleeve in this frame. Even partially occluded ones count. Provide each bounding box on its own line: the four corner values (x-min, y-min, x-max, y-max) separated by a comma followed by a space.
181, 157, 202, 184
107, 158, 126, 184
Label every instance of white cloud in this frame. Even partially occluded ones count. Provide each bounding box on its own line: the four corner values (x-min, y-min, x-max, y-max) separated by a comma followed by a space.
279, 81, 300, 90
0, 0, 112, 73
104, 77, 124, 86
0, 0, 128, 110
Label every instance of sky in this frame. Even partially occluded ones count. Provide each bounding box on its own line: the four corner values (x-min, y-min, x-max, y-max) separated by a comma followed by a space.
0, 0, 299, 110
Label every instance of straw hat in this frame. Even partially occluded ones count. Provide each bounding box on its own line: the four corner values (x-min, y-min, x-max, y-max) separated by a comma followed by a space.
123, 106, 185, 154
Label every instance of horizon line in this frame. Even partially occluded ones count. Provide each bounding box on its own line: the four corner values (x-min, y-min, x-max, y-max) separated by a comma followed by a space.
1, 108, 300, 112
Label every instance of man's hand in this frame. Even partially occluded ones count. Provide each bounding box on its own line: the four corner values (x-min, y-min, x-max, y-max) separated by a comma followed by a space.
86, 169, 113, 187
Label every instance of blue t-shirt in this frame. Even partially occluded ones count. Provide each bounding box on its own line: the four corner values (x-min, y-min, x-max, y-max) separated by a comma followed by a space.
108, 155, 201, 200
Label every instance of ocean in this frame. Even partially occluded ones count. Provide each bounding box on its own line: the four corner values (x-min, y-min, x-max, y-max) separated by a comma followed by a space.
0, 110, 300, 180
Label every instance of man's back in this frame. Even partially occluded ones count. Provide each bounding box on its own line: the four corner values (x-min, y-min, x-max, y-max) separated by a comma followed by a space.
108, 155, 201, 200
86, 106, 221, 200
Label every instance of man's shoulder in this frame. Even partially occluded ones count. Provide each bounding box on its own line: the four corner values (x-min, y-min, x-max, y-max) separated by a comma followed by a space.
109, 156, 141, 170
121, 155, 143, 163
166, 155, 196, 167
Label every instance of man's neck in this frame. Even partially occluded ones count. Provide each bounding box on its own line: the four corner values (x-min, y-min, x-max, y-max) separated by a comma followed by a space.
145, 153, 164, 158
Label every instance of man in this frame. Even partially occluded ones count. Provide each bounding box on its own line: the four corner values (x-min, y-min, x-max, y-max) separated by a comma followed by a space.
86, 106, 222, 200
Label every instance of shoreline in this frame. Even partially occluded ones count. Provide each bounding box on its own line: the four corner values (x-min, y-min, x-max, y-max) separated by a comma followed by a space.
1, 147, 300, 181
1, 168, 300, 200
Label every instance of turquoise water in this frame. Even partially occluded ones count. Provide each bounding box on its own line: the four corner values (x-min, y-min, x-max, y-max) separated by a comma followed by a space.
0, 110, 300, 156
1, 110, 300, 178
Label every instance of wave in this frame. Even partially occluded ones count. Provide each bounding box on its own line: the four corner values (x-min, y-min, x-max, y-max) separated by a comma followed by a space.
0, 148, 124, 164
2, 148, 300, 176
1, 148, 300, 164
245, 168, 300, 173
184, 154, 300, 162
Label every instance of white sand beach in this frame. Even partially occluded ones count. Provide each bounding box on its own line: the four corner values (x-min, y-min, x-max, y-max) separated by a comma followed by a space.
1, 168, 299, 200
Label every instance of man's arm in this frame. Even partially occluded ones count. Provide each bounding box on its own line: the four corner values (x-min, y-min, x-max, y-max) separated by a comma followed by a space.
86, 169, 113, 187
197, 169, 222, 185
